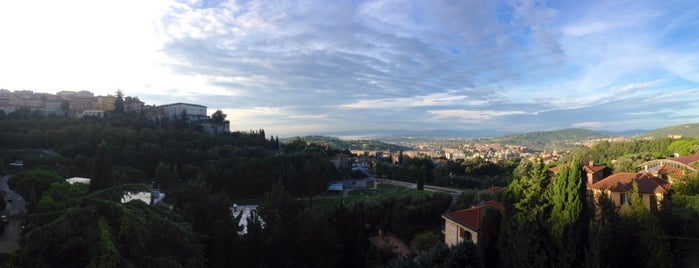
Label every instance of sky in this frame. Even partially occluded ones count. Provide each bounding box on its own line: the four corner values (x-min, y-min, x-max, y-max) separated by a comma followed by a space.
1, 0, 699, 137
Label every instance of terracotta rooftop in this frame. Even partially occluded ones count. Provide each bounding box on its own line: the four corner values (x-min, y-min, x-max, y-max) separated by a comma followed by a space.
669, 154, 699, 166
478, 186, 506, 193
588, 172, 670, 194
548, 166, 560, 173
657, 165, 685, 179
442, 201, 504, 231
583, 164, 606, 174
548, 162, 607, 175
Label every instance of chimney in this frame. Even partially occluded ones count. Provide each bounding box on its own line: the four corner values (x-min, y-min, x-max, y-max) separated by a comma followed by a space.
588, 161, 594, 167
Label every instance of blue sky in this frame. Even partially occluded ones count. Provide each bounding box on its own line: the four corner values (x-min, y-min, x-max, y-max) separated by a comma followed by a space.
1, 0, 699, 137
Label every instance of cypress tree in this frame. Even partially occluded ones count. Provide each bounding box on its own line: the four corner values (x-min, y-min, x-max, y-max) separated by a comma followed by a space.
548, 157, 587, 267
114, 90, 124, 113
90, 141, 114, 192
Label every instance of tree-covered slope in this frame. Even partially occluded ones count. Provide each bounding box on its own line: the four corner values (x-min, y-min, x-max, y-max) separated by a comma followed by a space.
488, 128, 610, 150
285, 135, 411, 152
640, 123, 699, 138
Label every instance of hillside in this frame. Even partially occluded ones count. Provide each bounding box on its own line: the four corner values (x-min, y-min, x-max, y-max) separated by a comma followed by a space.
640, 123, 699, 138
287, 135, 412, 152
488, 128, 610, 151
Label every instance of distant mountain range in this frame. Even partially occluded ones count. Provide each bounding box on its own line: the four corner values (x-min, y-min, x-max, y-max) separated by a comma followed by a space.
314, 129, 511, 139
290, 122, 699, 152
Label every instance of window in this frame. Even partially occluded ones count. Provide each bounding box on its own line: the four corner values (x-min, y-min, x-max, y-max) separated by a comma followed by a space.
459, 228, 473, 241
620, 193, 630, 205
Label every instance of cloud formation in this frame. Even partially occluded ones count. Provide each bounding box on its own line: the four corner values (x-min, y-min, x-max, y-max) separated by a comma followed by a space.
1, 0, 699, 136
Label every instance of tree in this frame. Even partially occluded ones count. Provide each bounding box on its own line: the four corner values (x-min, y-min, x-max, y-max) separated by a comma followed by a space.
9, 184, 206, 267
155, 161, 179, 189
479, 207, 502, 268
548, 158, 587, 267
0, 191, 5, 211
114, 90, 124, 113
89, 141, 114, 192
499, 158, 554, 267
622, 181, 672, 267
60, 101, 70, 117
408, 165, 425, 191
211, 110, 228, 124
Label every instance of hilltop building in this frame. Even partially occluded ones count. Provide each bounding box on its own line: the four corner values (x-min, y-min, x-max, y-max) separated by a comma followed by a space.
0, 89, 145, 116
97, 95, 116, 111
159, 103, 208, 122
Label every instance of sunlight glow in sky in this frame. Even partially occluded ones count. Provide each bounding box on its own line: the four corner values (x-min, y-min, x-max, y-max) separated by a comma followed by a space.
1, 0, 699, 137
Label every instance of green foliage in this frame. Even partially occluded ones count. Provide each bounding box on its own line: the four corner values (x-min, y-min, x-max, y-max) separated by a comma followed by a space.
114, 90, 124, 113
210, 110, 227, 124
391, 241, 482, 268
35, 181, 88, 214
620, 181, 672, 267
0, 190, 5, 211
9, 184, 206, 267
410, 230, 442, 252
478, 208, 502, 268
246, 182, 342, 267
499, 159, 554, 267
90, 140, 114, 192
548, 157, 587, 266
667, 138, 699, 156
172, 176, 239, 266
564, 138, 672, 169
296, 135, 411, 152
155, 161, 179, 190
586, 193, 626, 268
8, 166, 64, 205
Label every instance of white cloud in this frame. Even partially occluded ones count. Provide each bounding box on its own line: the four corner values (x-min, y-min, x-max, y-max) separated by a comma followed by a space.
571, 121, 603, 129
427, 109, 526, 122
341, 92, 470, 109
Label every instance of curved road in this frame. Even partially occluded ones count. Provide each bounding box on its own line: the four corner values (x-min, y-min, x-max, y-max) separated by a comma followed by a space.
0, 174, 26, 253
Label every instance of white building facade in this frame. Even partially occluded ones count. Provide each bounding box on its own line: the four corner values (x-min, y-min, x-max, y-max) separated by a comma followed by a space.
159, 103, 208, 122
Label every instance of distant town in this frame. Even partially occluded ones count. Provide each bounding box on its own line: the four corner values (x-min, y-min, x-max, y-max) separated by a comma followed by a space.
0, 88, 229, 135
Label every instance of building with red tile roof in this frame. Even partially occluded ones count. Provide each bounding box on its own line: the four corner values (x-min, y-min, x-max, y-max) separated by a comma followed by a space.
588, 172, 670, 212
442, 201, 504, 246
547, 161, 609, 186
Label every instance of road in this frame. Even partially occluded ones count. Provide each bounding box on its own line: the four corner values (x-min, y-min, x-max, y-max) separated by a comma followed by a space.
0, 174, 26, 253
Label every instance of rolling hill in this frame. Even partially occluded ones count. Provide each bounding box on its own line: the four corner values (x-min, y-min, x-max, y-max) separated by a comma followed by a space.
639, 123, 699, 138
488, 128, 611, 151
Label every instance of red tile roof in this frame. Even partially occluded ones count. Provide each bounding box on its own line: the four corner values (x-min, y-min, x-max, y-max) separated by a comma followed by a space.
442, 201, 504, 231
548, 166, 560, 173
670, 155, 699, 166
549, 163, 607, 175
583, 164, 606, 174
588, 172, 670, 194
657, 165, 685, 179
478, 186, 505, 193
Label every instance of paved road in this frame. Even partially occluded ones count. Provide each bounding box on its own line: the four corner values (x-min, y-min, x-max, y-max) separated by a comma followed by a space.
0, 174, 26, 253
